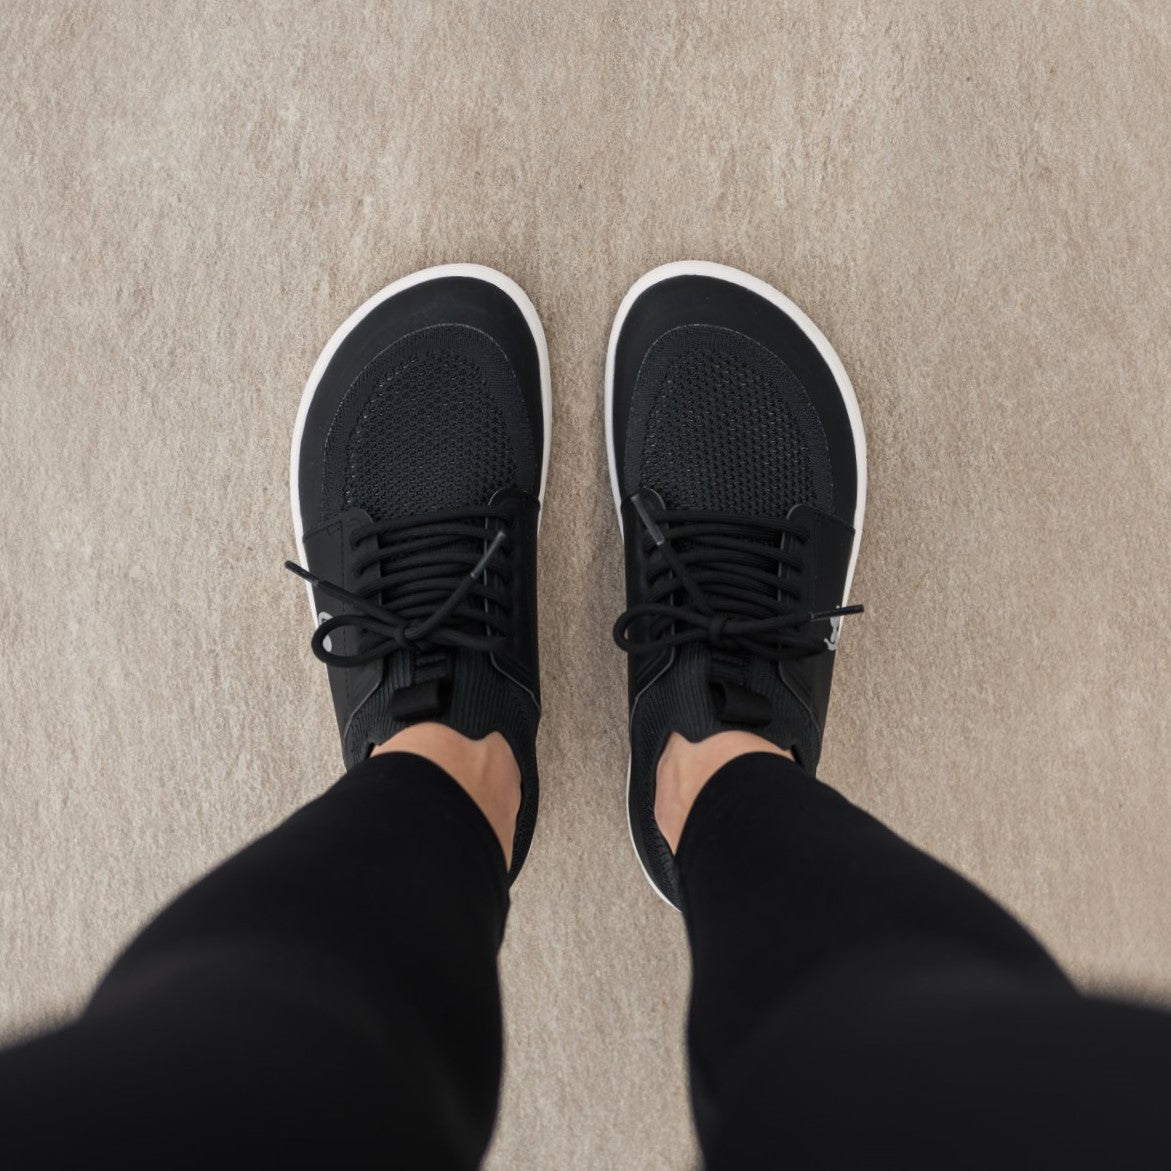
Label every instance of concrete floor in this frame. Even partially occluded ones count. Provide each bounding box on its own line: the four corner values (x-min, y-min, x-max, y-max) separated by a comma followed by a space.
2, 2, 1169, 1166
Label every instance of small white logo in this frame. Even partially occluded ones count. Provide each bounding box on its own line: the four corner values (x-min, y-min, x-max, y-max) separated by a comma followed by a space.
317, 611, 333, 654
825, 616, 842, 652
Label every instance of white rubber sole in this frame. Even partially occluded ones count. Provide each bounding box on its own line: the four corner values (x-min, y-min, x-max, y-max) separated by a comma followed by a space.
604, 260, 868, 907
289, 263, 553, 621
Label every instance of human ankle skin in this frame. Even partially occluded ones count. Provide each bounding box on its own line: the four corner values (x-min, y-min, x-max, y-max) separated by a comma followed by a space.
655, 730, 792, 853
372, 724, 521, 868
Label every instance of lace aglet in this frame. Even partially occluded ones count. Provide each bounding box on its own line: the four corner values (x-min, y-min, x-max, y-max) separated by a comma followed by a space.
470, 531, 507, 580
631, 492, 666, 546
285, 561, 319, 586
808, 602, 864, 622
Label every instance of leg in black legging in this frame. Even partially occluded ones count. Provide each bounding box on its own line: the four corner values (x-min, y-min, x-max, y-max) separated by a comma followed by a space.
679, 752, 1171, 1168
0, 753, 508, 1169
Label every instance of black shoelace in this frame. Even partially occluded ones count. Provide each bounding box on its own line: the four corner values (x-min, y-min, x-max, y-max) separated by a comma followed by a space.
613, 492, 862, 661
285, 506, 512, 669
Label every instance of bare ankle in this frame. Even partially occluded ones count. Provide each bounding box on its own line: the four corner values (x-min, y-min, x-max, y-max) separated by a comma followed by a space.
654, 730, 792, 853
372, 724, 521, 868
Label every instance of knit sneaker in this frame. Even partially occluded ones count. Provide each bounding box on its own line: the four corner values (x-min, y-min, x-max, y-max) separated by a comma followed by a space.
606, 261, 866, 906
290, 264, 550, 880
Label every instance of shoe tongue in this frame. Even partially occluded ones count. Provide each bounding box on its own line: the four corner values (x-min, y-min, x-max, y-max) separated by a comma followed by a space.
675, 515, 795, 616
650, 480, 796, 615
368, 522, 486, 617
363, 518, 496, 715
663, 512, 806, 730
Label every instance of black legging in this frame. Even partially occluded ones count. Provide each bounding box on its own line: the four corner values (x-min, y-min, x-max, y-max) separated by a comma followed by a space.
2, 752, 1168, 1166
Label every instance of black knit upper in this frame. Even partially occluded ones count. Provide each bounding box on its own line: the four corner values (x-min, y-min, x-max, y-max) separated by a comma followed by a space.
295, 295, 546, 883
615, 312, 858, 907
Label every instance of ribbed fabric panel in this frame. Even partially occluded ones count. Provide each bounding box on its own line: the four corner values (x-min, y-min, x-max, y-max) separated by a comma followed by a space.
343, 649, 540, 881
630, 645, 822, 903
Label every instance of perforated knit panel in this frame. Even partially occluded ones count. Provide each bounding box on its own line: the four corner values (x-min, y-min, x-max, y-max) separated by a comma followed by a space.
345, 348, 516, 519
638, 330, 824, 515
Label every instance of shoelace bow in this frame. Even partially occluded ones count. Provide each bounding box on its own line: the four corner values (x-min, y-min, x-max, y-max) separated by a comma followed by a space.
613, 492, 862, 661
286, 506, 512, 669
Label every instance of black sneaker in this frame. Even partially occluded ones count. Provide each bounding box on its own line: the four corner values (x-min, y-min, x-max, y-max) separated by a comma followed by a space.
606, 261, 866, 906
289, 264, 550, 880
